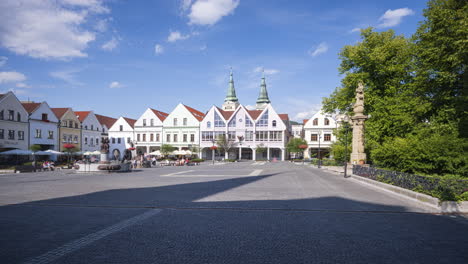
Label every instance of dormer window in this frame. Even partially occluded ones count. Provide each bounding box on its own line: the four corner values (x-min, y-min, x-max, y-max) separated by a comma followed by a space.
143, 119, 146, 126
324, 118, 330, 126
313, 118, 318, 126
8, 110, 14, 121
42, 113, 48, 121
272, 120, 277, 127
173, 118, 178, 126
17, 113, 21, 122
119, 125, 123, 131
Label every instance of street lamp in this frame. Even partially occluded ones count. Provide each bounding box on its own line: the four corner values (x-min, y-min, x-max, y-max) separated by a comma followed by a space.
317, 130, 322, 168
342, 115, 350, 178
237, 135, 244, 161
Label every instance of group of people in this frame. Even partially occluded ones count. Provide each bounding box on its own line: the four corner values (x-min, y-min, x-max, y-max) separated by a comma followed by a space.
129, 156, 193, 168
42, 160, 55, 171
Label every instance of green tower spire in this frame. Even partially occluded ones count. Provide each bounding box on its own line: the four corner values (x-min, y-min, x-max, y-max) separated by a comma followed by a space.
256, 71, 271, 105
224, 69, 238, 102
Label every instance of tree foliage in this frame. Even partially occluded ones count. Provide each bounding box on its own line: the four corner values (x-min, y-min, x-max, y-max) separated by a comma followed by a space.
216, 134, 236, 154
322, 0, 467, 176
286, 138, 307, 155
161, 144, 175, 156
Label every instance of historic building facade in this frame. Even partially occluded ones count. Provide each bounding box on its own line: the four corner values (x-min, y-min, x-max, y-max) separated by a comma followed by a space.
52, 108, 82, 152
108, 117, 136, 160
0, 92, 29, 151
134, 108, 168, 155
22, 102, 59, 151
200, 72, 290, 161
303, 112, 338, 159
162, 103, 205, 152
75, 111, 103, 152
95, 114, 117, 141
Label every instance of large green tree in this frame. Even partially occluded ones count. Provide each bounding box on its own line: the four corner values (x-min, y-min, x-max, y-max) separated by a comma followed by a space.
322, 0, 467, 176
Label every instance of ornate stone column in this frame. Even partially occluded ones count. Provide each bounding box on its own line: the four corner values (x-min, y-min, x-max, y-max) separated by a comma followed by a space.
350, 83, 368, 164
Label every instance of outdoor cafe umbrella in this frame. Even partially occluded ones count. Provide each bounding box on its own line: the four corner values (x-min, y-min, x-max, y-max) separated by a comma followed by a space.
44, 149, 65, 155
0, 149, 33, 155
149, 150, 162, 156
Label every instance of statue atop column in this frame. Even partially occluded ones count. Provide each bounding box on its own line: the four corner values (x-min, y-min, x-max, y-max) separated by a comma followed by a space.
350, 82, 368, 164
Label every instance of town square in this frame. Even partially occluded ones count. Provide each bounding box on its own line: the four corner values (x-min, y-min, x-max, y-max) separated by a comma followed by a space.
0, 0, 467, 263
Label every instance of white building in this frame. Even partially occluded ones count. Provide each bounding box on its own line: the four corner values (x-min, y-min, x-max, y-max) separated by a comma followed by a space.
0, 92, 29, 151
291, 124, 304, 139
134, 108, 168, 155
95, 114, 117, 140
303, 112, 338, 159
75, 111, 103, 152
200, 71, 290, 161
108, 117, 136, 160
22, 101, 59, 151
162, 103, 205, 152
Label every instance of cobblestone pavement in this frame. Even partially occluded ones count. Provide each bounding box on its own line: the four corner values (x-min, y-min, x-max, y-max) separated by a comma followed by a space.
0, 162, 467, 263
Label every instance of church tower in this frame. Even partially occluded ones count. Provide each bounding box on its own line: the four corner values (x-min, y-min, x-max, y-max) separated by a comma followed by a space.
222, 69, 240, 111
256, 72, 271, 110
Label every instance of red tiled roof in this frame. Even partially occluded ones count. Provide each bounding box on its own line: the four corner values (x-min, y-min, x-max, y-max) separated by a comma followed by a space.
215, 107, 234, 120
279, 114, 289, 121
51, 108, 71, 119
21, 102, 41, 114
247, 110, 263, 120
123, 117, 137, 128
183, 104, 205, 121
150, 108, 169, 121
74, 111, 91, 122
303, 119, 309, 125
96, 114, 117, 128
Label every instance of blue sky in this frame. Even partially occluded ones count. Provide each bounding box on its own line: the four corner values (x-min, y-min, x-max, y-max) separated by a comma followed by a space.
0, 0, 427, 121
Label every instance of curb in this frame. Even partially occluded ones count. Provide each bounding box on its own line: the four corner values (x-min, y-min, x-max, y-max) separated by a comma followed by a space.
349, 174, 468, 213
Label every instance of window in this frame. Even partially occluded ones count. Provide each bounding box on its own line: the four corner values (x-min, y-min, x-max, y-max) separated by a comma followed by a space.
190, 134, 195, 142
214, 112, 225, 127
85, 126, 88, 130
18, 131, 24, 140
227, 131, 236, 141
42, 113, 48, 121
84, 137, 88, 145
8, 110, 14, 121
35, 129, 41, 138
311, 134, 318, 141
73, 135, 78, 143
183, 118, 187, 126
127, 137, 131, 143
48, 131, 54, 139
324, 118, 330, 126
324, 133, 331, 141
166, 134, 171, 142
313, 118, 318, 126
137, 134, 141, 141
255, 131, 268, 141
8, 130, 15, 140
118, 138, 121, 144
0, 110, 3, 120
173, 134, 178, 142
173, 118, 178, 126
0, 129, 4, 139
91, 125, 94, 130
150, 134, 154, 142
112, 138, 115, 144
214, 131, 225, 140
272, 120, 277, 127
207, 121, 211, 128
245, 116, 253, 127
17, 112, 21, 122
142, 134, 146, 142
150, 119, 154, 126
256, 110, 268, 127
228, 115, 236, 127
202, 131, 214, 141
61, 121, 66, 127
75, 123, 78, 129
245, 131, 253, 141
269, 131, 282, 141
96, 138, 99, 145
156, 134, 160, 142
183, 134, 187, 142
119, 125, 123, 131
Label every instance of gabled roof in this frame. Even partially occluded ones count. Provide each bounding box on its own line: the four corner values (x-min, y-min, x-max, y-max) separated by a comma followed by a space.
150, 108, 169, 121
247, 110, 263, 120
95, 114, 117, 128
303, 119, 309, 125
183, 104, 205, 121
123, 117, 137, 128
52, 108, 71, 119
21, 102, 41, 114
279, 114, 289, 121
74, 111, 91, 122
0, 93, 5, 100
215, 106, 234, 120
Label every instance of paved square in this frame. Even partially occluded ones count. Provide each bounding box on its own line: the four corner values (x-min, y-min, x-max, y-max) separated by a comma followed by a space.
0, 162, 467, 263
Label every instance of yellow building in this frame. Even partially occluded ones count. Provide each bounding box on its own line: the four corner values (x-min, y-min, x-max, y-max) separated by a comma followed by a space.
52, 108, 82, 152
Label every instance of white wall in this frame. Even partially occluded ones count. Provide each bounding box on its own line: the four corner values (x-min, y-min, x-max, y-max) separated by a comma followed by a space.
0, 92, 29, 150
81, 112, 103, 152
29, 102, 59, 150
134, 108, 165, 151
108, 117, 135, 159
162, 104, 201, 150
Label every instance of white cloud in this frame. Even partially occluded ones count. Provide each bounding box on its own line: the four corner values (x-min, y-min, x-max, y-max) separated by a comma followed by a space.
16, 82, 31, 88
0, 56, 7, 67
377, 8, 414, 28
101, 37, 119, 51
0, 71, 26, 84
253, 66, 279, 75
350, 27, 361, 33
50, 69, 83, 85
188, 0, 240, 26
181, 0, 193, 12
109, 81, 124, 88
167, 31, 190, 42
0, 0, 109, 60
308, 42, 328, 57
154, 44, 164, 55
94, 18, 109, 32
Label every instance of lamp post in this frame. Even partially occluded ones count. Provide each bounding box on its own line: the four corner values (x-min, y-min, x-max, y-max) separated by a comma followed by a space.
237, 135, 244, 161
210, 138, 216, 165
317, 131, 322, 168
343, 115, 350, 178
